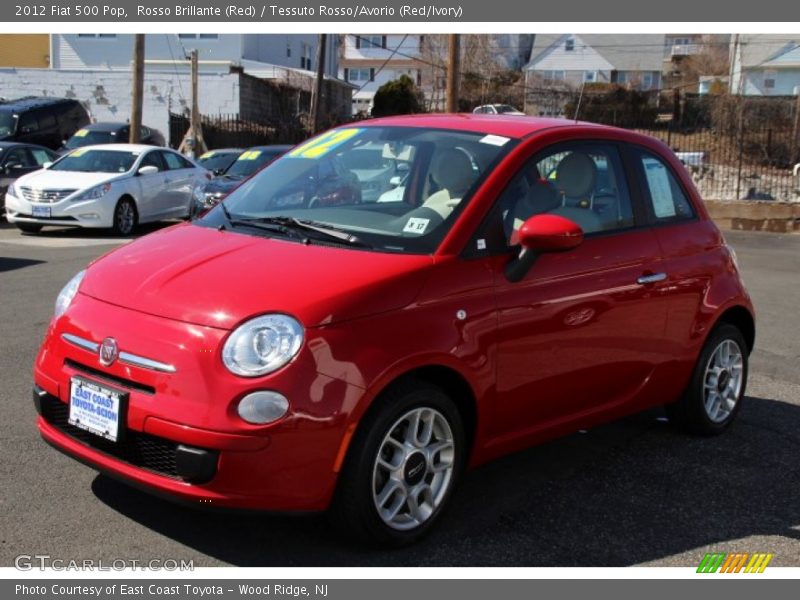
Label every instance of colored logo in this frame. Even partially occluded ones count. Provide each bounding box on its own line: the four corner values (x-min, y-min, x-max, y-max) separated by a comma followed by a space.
697, 552, 773, 573
99, 337, 119, 367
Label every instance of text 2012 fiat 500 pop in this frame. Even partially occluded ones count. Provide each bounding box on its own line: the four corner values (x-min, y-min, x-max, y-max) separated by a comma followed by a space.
33, 115, 754, 545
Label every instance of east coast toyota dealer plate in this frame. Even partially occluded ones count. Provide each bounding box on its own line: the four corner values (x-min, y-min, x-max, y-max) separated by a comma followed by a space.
68, 376, 126, 442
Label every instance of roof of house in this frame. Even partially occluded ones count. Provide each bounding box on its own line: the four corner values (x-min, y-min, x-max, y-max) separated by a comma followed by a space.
526, 34, 666, 72
738, 34, 800, 68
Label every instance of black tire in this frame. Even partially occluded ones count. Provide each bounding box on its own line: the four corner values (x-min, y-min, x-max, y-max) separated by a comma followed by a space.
666, 323, 748, 435
329, 380, 466, 546
111, 197, 138, 236
16, 222, 42, 234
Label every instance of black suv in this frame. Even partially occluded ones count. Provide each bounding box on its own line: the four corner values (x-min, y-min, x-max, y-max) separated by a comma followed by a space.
0, 97, 90, 150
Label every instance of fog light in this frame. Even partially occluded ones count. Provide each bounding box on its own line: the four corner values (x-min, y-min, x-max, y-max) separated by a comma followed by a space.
237, 391, 289, 424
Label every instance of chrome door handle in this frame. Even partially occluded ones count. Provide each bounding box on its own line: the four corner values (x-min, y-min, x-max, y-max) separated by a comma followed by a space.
637, 272, 667, 285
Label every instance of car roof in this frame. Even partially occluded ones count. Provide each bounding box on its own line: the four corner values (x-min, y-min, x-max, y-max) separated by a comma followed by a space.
81, 122, 130, 132
247, 145, 293, 152
0, 96, 77, 112
361, 114, 609, 139
67, 143, 162, 153
0, 141, 53, 150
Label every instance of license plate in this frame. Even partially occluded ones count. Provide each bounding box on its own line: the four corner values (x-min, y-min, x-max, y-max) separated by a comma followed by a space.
32, 205, 51, 218
68, 377, 126, 442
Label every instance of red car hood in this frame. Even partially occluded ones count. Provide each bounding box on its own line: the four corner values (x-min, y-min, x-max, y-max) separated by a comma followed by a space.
80, 223, 433, 329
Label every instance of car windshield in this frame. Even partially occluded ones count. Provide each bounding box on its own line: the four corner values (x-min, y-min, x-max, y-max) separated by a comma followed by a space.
0, 111, 17, 137
224, 149, 281, 178
199, 151, 240, 172
496, 105, 518, 114
65, 130, 115, 149
198, 126, 516, 254
50, 149, 138, 173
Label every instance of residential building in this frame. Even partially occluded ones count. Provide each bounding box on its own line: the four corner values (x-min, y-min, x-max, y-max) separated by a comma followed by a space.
525, 34, 665, 91
662, 34, 731, 91
729, 34, 800, 96
339, 34, 425, 115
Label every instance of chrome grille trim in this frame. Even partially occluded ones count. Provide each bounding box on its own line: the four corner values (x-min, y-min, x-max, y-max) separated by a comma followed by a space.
61, 333, 177, 374
20, 187, 78, 203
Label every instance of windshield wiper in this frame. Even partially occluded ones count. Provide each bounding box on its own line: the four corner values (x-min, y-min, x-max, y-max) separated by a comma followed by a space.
233, 216, 370, 248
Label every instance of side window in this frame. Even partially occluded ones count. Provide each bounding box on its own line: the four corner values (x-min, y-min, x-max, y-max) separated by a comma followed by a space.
139, 151, 164, 171
38, 113, 57, 130
31, 148, 54, 165
4, 148, 36, 167
498, 143, 634, 244
18, 113, 39, 134
161, 151, 188, 170
637, 152, 695, 221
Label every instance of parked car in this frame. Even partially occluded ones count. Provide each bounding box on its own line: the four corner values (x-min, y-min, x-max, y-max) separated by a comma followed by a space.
0, 97, 90, 149
5, 144, 210, 235
196, 148, 243, 176
0, 142, 59, 217
60, 122, 165, 154
473, 104, 525, 115
195, 145, 292, 209
33, 116, 754, 546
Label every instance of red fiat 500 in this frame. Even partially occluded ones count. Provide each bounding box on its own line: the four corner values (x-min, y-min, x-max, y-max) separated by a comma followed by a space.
34, 115, 754, 545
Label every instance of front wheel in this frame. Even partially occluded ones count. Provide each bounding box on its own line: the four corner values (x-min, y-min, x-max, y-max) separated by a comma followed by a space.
111, 198, 138, 236
330, 381, 465, 546
666, 323, 748, 435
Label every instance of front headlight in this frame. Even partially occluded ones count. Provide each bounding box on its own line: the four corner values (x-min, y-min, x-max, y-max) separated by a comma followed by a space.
222, 314, 304, 377
55, 270, 85, 319
7, 182, 18, 198
73, 183, 111, 202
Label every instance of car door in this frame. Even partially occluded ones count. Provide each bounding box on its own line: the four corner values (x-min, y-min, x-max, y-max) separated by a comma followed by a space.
487, 140, 672, 438
159, 150, 196, 217
133, 149, 168, 221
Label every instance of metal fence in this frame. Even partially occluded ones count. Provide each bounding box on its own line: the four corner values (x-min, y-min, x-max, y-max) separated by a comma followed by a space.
528, 89, 800, 201
169, 113, 308, 151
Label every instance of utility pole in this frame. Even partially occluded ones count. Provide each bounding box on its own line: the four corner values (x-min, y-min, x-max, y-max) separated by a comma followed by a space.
792, 91, 800, 165
129, 34, 145, 144
310, 33, 327, 134
446, 34, 460, 113
178, 49, 206, 157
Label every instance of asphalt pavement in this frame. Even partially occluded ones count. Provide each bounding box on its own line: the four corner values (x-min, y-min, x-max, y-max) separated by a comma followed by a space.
1, 221, 798, 567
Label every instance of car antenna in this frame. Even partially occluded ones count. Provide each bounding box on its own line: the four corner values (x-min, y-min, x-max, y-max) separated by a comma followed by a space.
573, 81, 586, 123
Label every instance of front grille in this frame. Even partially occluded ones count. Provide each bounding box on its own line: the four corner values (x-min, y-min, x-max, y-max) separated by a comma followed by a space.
41, 394, 182, 479
65, 359, 156, 395
20, 187, 77, 203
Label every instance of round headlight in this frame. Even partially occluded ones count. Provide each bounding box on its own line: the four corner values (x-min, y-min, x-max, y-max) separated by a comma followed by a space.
237, 391, 289, 424
55, 270, 85, 319
222, 314, 303, 377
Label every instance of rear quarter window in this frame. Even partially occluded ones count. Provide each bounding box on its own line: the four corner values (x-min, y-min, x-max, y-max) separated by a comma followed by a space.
636, 151, 695, 222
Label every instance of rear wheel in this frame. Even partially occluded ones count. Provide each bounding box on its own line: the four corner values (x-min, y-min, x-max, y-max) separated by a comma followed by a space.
330, 381, 465, 546
666, 323, 748, 435
16, 223, 42, 234
111, 198, 137, 236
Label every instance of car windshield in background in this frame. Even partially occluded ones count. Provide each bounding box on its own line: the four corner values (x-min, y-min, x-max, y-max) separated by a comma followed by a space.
199, 126, 516, 253
199, 151, 240, 172
0, 111, 17, 137
64, 130, 115, 149
224, 150, 281, 178
50, 149, 138, 173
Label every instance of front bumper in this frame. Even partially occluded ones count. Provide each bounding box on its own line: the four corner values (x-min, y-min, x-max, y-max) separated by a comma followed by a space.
34, 294, 363, 512
5, 191, 114, 228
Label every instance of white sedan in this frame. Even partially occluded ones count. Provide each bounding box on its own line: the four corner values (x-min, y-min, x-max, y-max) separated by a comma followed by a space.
4, 144, 210, 235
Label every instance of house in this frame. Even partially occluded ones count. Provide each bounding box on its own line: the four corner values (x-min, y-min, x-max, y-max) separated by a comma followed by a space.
729, 34, 800, 96
339, 34, 426, 115
525, 34, 666, 92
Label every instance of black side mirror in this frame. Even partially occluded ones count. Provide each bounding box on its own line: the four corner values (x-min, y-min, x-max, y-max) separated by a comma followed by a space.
4, 162, 22, 175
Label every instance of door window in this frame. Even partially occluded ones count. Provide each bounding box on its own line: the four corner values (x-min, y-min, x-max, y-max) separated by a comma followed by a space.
4, 147, 36, 167
30, 148, 54, 165
139, 151, 165, 171
161, 151, 192, 170
497, 142, 635, 244
636, 151, 694, 221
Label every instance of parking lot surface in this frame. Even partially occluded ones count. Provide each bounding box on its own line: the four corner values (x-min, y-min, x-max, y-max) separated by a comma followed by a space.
1, 221, 798, 567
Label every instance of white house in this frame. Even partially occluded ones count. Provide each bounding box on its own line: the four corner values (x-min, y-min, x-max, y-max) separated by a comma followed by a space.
339, 34, 425, 115
525, 34, 665, 91
729, 34, 800, 96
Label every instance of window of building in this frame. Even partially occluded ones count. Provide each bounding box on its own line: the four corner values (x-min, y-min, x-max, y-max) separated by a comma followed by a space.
616, 71, 627, 84
542, 70, 565, 82
583, 71, 596, 83
177, 34, 218, 40
565, 38, 575, 51
77, 34, 116, 38
764, 70, 777, 89
347, 68, 374, 83
642, 72, 654, 89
